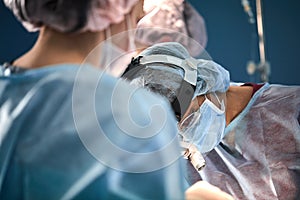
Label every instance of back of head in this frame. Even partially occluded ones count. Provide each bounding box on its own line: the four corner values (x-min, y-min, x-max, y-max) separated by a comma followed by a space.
4, 0, 139, 33
127, 42, 230, 97
123, 42, 230, 119
125, 42, 188, 103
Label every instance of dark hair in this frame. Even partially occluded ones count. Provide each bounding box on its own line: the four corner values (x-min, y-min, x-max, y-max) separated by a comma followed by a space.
24, 0, 92, 32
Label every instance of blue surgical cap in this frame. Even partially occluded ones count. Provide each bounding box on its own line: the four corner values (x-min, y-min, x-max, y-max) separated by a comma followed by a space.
193, 59, 230, 97
138, 42, 230, 98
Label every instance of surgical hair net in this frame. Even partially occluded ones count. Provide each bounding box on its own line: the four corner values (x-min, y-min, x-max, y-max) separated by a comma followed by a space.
193, 59, 230, 96
3, 0, 139, 33
130, 65, 184, 103
135, 0, 207, 57
139, 42, 190, 59
137, 42, 230, 98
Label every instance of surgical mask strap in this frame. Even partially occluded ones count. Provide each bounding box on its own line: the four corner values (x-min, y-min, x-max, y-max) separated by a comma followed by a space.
214, 93, 225, 111
213, 93, 223, 106
202, 96, 224, 115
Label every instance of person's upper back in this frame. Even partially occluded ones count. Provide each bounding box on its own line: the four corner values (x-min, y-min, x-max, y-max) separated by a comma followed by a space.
0, 64, 184, 199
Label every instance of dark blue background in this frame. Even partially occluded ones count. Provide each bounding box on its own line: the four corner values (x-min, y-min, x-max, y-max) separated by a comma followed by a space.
190, 0, 300, 84
0, 1, 38, 64
0, 0, 299, 84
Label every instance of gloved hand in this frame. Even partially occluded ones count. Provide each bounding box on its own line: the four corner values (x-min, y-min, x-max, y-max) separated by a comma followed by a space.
185, 181, 234, 200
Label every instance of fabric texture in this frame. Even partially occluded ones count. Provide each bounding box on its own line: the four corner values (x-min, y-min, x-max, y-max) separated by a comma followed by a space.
137, 42, 230, 99
200, 84, 300, 200
136, 0, 207, 57
3, 0, 139, 32
0, 64, 185, 199
128, 66, 184, 103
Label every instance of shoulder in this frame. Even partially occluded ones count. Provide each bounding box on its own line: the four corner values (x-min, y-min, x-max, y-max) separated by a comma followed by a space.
259, 84, 300, 99
70, 67, 181, 173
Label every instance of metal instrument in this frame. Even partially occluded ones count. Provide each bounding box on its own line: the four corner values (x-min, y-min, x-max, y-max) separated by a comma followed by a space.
244, 0, 271, 82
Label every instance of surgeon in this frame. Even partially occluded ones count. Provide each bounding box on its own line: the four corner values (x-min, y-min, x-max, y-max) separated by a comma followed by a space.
122, 42, 300, 200
0, 0, 185, 199
136, 0, 207, 57
0, 0, 236, 199
104, 0, 208, 77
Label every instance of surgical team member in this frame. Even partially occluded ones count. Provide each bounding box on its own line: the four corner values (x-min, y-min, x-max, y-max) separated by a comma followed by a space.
123, 42, 300, 200
0, 1, 189, 199
0, 0, 235, 199
136, 0, 207, 58
105, 0, 208, 77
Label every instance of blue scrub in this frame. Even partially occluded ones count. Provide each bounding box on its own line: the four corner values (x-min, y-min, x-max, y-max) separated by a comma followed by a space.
0, 64, 185, 199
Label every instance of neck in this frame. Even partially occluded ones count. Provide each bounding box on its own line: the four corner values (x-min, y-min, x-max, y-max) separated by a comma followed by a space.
225, 85, 253, 125
13, 27, 105, 69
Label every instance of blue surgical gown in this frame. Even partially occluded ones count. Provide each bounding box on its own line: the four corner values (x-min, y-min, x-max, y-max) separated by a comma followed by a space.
0, 64, 185, 199
200, 83, 300, 200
